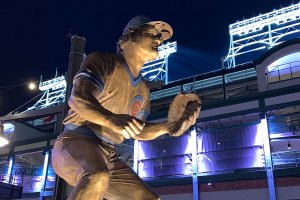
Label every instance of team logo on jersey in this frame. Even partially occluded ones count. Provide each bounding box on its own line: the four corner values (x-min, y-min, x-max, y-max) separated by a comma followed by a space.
128, 96, 143, 118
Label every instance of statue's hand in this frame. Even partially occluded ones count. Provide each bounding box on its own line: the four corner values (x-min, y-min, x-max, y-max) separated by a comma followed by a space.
106, 114, 145, 139
171, 100, 200, 136
168, 94, 201, 137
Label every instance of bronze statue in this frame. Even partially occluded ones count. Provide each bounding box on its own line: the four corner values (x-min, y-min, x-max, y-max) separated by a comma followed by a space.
52, 15, 200, 200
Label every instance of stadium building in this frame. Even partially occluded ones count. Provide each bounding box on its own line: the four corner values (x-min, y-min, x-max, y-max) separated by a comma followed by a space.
1, 3, 300, 200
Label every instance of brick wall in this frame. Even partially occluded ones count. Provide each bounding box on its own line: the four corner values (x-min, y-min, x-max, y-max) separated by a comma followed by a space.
151, 177, 300, 195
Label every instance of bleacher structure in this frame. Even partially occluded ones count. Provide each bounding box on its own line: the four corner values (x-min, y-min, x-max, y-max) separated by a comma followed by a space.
141, 41, 177, 84
225, 2, 300, 68
27, 74, 66, 111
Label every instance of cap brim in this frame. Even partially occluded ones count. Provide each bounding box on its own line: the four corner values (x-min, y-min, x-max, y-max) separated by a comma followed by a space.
147, 21, 173, 41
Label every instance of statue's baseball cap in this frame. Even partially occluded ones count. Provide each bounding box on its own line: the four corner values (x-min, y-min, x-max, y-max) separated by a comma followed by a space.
122, 15, 173, 41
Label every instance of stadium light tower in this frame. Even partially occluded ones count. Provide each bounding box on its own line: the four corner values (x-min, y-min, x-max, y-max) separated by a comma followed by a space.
141, 41, 177, 84
26, 74, 66, 111
224, 3, 300, 68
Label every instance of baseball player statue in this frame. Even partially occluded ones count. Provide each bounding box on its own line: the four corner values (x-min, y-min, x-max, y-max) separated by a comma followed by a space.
52, 15, 200, 200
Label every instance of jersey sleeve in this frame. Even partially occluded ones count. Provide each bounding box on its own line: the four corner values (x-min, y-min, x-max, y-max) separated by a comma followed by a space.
73, 52, 114, 93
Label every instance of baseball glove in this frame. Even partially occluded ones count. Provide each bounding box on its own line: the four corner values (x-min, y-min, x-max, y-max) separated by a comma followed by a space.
167, 93, 201, 136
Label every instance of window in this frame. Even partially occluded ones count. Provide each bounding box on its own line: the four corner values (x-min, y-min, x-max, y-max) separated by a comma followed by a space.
266, 52, 300, 83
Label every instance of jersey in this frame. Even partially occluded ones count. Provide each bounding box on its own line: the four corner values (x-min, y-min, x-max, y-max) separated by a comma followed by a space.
63, 52, 150, 143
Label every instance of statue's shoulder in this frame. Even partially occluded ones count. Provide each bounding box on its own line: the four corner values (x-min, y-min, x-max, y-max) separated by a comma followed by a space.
81, 52, 123, 76
85, 51, 117, 59
85, 52, 123, 65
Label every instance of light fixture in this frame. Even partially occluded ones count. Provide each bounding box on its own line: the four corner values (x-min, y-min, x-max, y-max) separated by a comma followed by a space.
0, 124, 9, 147
28, 82, 37, 90
287, 142, 291, 150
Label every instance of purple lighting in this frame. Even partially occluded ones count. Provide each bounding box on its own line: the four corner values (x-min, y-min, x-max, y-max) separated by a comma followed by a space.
136, 123, 266, 178
197, 124, 264, 174
137, 135, 192, 178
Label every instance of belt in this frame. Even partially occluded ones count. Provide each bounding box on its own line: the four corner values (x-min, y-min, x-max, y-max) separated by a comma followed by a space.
64, 124, 97, 138
63, 123, 116, 145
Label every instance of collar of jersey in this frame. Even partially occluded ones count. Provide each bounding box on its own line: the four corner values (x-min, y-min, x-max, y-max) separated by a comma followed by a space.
124, 63, 142, 87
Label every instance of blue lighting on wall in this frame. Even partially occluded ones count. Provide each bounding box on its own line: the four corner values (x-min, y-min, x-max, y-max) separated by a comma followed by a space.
5, 157, 14, 184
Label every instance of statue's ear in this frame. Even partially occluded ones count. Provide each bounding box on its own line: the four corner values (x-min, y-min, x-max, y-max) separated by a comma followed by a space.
118, 34, 129, 50
119, 40, 127, 50
129, 36, 136, 43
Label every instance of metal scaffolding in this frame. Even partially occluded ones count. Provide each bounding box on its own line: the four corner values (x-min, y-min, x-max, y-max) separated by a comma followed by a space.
26, 75, 66, 111
141, 41, 177, 84
225, 3, 300, 68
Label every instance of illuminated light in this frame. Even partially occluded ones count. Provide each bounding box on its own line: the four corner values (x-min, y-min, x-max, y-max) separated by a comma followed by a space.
267, 52, 300, 72
198, 154, 203, 161
34, 176, 42, 181
133, 140, 139, 173
39, 75, 66, 91
191, 126, 199, 200
259, 117, 277, 199
184, 135, 194, 154
28, 82, 37, 90
225, 3, 300, 68
3, 123, 15, 136
0, 124, 9, 147
259, 118, 270, 166
197, 132, 207, 173
40, 151, 49, 195
217, 142, 221, 145
183, 164, 193, 175
27, 75, 67, 111
33, 181, 42, 192
269, 132, 295, 139
148, 75, 157, 80
0, 137, 9, 147
42, 151, 49, 180
266, 52, 300, 84
253, 124, 264, 146
47, 176, 56, 181
252, 147, 265, 167
5, 157, 13, 184
137, 141, 146, 161
138, 134, 194, 178
8, 158, 13, 174
191, 127, 198, 174
138, 165, 147, 178
197, 158, 208, 173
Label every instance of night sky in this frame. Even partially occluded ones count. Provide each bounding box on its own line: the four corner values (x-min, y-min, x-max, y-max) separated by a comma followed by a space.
0, 0, 288, 115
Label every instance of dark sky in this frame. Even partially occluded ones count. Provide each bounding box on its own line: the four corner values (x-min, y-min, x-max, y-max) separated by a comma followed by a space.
0, 0, 288, 115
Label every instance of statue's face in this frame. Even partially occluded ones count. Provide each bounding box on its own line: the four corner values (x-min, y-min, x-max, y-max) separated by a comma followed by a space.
134, 26, 163, 61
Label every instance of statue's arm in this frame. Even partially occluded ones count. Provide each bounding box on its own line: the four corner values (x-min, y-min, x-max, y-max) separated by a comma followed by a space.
68, 78, 145, 139
68, 77, 112, 127
133, 121, 168, 141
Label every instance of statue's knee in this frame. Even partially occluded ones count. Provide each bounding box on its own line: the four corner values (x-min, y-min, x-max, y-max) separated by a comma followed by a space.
87, 171, 109, 185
